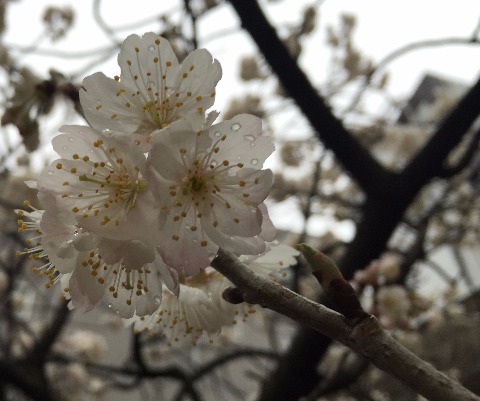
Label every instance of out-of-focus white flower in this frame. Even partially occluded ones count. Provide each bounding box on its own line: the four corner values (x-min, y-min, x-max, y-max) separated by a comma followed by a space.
54, 330, 107, 362
240, 57, 264, 81
80, 32, 222, 149
131, 244, 298, 346
15, 200, 61, 288
148, 114, 275, 275
353, 260, 381, 286
376, 285, 411, 328
11, 329, 35, 358
378, 253, 401, 282
47, 362, 106, 401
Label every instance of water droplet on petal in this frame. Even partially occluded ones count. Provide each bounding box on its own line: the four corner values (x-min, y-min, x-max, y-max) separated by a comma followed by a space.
47, 170, 54, 175
251, 159, 258, 165
154, 295, 161, 304
231, 123, 241, 131
211, 159, 218, 167
244, 135, 255, 141
108, 304, 112, 308
62, 146, 68, 151
69, 138, 75, 142
250, 142, 255, 147
148, 45, 155, 51
214, 131, 222, 137
241, 255, 255, 264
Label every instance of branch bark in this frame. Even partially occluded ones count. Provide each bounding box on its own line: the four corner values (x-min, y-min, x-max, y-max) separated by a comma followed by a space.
212, 249, 480, 401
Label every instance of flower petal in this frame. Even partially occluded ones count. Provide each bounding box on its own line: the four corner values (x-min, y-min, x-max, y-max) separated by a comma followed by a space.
208, 114, 275, 168
80, 73, 144, 135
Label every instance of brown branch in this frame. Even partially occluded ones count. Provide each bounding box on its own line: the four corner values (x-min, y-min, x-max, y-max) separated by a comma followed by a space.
0, 360, 53, 401
173, 349, 279, 401
211, 249, 480, 401
184, 0, 198, 50
29, 301, 70, 364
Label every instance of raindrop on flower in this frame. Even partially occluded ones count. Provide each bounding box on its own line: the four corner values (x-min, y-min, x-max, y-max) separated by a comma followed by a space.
231, 123, 241, 131
154, 295, 161, 305
244, 135, 255, 142
242, 255, 255, 264
148, 45, 155, 51
62, 146, 68, 151
214, 131, 222, 137
251, 159, 258, 165
68, 138, 74, 142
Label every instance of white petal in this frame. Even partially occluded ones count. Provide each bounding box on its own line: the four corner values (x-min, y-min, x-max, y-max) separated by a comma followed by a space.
69, 266, 104, 311
80, 72, 144, 134
96, 239, 155, 269
158, 206, 219, 276
119, 33, 180, 92
208, 114, 275, 168
259, 203, 276, 242
248, 244, 299, 276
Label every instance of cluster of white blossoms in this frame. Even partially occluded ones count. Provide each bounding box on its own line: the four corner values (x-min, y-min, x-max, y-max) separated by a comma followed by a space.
16, 32, 298, 342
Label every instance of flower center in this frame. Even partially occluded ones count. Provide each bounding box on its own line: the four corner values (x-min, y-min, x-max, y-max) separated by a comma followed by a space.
189, 176, 205, 193
183, 173, 207, 197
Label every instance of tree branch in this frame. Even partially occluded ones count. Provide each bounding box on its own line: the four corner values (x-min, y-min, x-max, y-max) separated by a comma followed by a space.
227, 0, 394, 199
211, 249, 480, 401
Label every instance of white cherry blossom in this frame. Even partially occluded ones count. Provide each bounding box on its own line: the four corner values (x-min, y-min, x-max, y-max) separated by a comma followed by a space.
16, 196, 176, 318
66, 248, 175, 318
80, 32, 222, 148
38, 125, 159, 245
148, 114, 275, 276
131, 244, 299, 346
